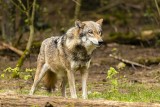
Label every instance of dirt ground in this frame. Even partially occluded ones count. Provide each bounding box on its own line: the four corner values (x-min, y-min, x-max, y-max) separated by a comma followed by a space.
0, 43, 160, 99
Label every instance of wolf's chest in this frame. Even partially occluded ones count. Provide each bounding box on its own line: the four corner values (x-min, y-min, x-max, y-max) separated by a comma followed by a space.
70, 45, 91, 70
71, 60, 91, 70
71, 45, 91, 62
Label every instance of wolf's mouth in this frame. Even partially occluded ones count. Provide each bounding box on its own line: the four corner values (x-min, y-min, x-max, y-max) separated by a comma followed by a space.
92, 40, 104, 47
88, 37, 99, 46
91, 41, 99, 46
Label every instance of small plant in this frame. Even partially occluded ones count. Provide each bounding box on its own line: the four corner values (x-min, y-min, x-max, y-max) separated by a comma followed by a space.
1, 67, 35, 81
107, 67, 119, 92
23, 68, 35, 81
31, 105, 39, 107
1, 66, 20, 78
117, 62, 126, 70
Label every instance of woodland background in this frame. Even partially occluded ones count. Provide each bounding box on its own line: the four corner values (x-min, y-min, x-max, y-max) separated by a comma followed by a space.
1, 0, 160, 46
0, 0, 160, 106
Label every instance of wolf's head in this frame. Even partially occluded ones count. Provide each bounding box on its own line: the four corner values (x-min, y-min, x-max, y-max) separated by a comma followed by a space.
75, 19, 103, 46
66, 19, 103, 53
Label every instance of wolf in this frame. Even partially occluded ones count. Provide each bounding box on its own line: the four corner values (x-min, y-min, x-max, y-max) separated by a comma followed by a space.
29, 19, 104, 99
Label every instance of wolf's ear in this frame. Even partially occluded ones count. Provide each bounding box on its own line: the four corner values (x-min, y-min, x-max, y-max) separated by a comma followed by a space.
75, 20, 85, 29
96, 19, 103, 26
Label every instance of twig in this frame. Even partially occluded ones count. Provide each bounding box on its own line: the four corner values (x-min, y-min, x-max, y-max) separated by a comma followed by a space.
155, 0, 160, 18
27, 0, 33, 13
72, 0, 81, 6
10, 0, 27, 14
17, 0, 26, 11
109, 54, 151, 70
1, 42, 23, 56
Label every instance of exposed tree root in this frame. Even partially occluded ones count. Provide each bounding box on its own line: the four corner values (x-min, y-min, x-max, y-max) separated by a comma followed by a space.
0, 94, 160, 107
0, 42, 23, 56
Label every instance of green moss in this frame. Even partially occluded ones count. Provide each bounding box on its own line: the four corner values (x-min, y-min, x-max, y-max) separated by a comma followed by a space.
17, 49, 29, 68
137, 57, 160, 65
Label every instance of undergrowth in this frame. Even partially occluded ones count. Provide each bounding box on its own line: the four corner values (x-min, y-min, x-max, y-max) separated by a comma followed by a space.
88, 83, 160, 102
0, 67, 160, 103
88, 67, 160, 103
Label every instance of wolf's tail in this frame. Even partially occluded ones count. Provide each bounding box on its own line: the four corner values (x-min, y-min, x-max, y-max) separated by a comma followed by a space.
43, 70, 57, 92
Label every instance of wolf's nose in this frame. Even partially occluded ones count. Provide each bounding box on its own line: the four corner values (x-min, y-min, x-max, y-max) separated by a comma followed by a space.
98, 41, 104, 45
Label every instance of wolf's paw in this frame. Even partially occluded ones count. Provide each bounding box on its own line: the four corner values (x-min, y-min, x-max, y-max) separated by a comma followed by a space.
82, 94, 88, 99
71, 95, 78, 99
29, 91, 34, 95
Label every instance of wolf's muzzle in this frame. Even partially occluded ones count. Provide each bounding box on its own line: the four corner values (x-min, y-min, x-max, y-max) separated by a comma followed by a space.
98, 40, 104, 46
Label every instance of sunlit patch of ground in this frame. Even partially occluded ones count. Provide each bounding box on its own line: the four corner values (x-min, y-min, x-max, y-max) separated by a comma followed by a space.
0, 44, 160, 102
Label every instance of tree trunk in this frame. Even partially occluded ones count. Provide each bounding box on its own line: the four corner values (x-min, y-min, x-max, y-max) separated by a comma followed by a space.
1, 0, 15, 44
0, 94, 160, 107
16, 0, 36, 68
74, 0, 81, 20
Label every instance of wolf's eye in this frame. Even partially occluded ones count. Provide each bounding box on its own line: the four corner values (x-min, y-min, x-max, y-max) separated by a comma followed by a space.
68, 35, 73, 39
98, 30, 102, 36
88, 30, 93, 34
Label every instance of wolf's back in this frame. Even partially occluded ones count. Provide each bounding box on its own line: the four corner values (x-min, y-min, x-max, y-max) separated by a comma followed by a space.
37, 36, 60, 92
38, 36, 59, 62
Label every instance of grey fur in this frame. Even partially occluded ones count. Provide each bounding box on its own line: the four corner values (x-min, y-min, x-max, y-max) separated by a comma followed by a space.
29, 19, 103, 99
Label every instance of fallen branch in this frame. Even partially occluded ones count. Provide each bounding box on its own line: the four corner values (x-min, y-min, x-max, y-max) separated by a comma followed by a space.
0, 94, 160, 107
0, 45, 6, 50
109, 54, 151, 69
1, 42, 23, 56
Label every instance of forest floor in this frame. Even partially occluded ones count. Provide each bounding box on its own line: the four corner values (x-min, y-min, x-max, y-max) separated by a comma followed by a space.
0, 43, 160, 106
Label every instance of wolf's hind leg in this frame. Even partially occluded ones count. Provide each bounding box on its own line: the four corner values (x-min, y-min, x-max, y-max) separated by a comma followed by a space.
33, 60, 44, 83
29, 63, 48, 95
43, 70, 57, 92
61, 76, 68, 97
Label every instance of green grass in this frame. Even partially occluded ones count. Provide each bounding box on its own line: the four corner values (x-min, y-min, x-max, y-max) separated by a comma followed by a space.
0, 88, 59, 97
17, 89, 61, 96
0, 81, 160, 103
88, 83, 160, 103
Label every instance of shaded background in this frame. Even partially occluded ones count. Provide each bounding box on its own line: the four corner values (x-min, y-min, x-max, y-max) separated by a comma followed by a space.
1, 0, 160, 47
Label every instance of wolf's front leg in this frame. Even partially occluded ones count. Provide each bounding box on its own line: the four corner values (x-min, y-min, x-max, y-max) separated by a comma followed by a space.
67, 70, 77, 98
61, 76, 68, 97
81, 70, 89, 99
29, 63, 48, 95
